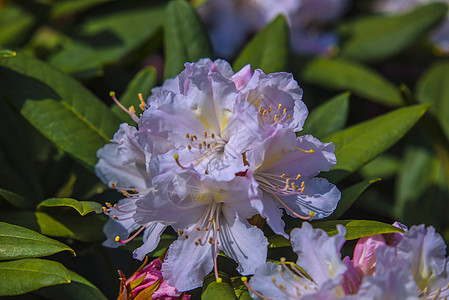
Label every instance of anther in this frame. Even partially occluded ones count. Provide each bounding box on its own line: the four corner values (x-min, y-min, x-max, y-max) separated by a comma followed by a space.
178, 229, 182, 236
296, 174, 301, 180
195, 241, 199, 246
278, 104, 282, 110
129, 106, 136, 114
113, 204, 119, 210
204, 227, 208, 231
174, 154, 188, 170
106, 202, 113, 207
111, 182, 116, 188
186, 133, 190, 138
268, 107, 272, 112
204, 131, 207, 138
185, 234, 189, 239
208, 237, 213, 244
102, 207, 108, 213
283, 108, 287, 115
300, 187, 305, 193
309, 211, 315, 217
216, 278, 222, 283
113, 215, 119, 220
301, 181, 305, 188
196, 227, 201, 231
115, 236, 120, 242
211, 133, 215, 139
281, 174, 286, 178
138, 93, 146, 111
187, 145, 192, 150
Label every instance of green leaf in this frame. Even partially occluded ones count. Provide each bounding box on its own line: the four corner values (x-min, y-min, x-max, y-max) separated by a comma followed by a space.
0, 52, 122, 170
0, 188, 32, 209
231, 277, 252, 300
112, 66, 157, 122
35, 270, 108, 300
234, 15, 289, 73
50, 2, 165, 77
268, 235, 290, 248
0, 49, 16, 58
326, 178, 381, 220
0, 258, 71, 296
302, 92, 350, 139
0, 211, 106, 243
202, 272, 237, 300
0, 222, 74, 260
0, 4, 36, 46
359, 154, 401, 179
338, 2, 448, 62
164, 0, 213, 79
416, 60, 449, 140
298, 58, 404, 106
51, 0, 113, 18
323, 104, 430, 182
37, 198, 103, 216
313, 220, 404, 240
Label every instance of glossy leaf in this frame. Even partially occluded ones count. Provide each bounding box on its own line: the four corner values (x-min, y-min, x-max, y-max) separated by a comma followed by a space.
50, 2, 165, 77
0, 222, 74, 260
313, 220, 404, 240
0, 188, 32, 209
0, 211, 106, 243
0, 52, 122, 170
416, 60, 449, 140
35, 270, 108, 300
325, 178, 381, 220
339, 2, 448, 62
359, 154, 401, 179
164, 0, 213, 79
298, 58, 403, 106
302, 92, 350, 139
202, 272, 237, 300
0, 258, 71, 296
234, 15, 289, 74
323, 104, 430, 182
112, 66, 157, 122
37, 198, 103, 216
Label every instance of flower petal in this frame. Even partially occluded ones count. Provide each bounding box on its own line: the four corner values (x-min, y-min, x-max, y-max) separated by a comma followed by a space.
102, 198, 139, 248
133, 222, 167, 260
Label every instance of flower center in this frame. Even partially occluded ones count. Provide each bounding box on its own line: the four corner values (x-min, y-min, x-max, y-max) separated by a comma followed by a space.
258, 103, 291, 125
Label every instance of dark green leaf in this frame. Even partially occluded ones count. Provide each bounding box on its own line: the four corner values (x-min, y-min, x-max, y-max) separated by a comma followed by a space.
0, 258, 71, 296
268, 235, 290, 248
339, 2, 448, 62
0, 5, 36, 46
416, 60, 449, 140
37, 198, 103, 216
0, 52, 122, 170
50, 2, 165, 78
112, 66, 157, 122
202, 272, 237, 300
323, 104, 430, 182
0, 222, 74, 260
298, 58, 404, 106
231, 277, 252, 300
51, 0, 113, 18
164, 0, 213, 79
313, 220, 404, 240
302, 92, 350, 139
0, 188, 32, 209
0, 211, 106, 243
326, 178, 381, 220
35, 270, 108, 300
234, 15, 289, 73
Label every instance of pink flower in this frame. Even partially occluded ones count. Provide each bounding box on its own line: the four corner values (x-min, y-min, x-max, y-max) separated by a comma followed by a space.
118, 258, 190, 300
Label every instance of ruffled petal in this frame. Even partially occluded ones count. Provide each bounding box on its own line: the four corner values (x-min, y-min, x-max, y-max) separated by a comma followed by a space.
218, 211, 268, 275
102, 198, 139, 248
162, 230, 214, 292
290, 222, 347, 286
133, 222, 167, 260
231, 64, 253, 90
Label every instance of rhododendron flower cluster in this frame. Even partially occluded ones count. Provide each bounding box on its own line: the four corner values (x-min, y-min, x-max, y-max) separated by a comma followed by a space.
96, 58, 340, 291
248, 222, 449, 299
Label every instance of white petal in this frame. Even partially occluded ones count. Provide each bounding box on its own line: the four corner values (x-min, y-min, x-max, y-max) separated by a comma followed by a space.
133, 222, 167, 260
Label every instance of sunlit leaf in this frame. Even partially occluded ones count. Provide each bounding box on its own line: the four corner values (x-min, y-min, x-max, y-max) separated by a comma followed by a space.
323, 104, 430, 182
37, 198, 103, 216
302, 92, 349, 139
234, 14, 289, 73
313, 220, 404, 240
202, 272, 237, 300
164, 0, 213, 79
338, 2, 448, 62
0, 52, 122, 170
35, 270, 108, 300
298, 57, 403, 106
0, 258, 71, 296
0, 222, 74, 260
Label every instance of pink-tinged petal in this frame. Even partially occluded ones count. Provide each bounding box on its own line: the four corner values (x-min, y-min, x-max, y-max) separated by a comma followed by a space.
383, 221, 407, 247
280, 177, 341, 220
231, 64, 253, 90
342, 256, 361, 295
353, 234, 387, 277
218, 212, 268, 275
162, 230, 215, 292
397, 225, 447, 289
290, 223, 347, 286
133, 222, 167, 260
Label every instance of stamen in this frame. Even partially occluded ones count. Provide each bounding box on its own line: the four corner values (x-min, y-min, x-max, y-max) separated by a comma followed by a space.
174, 154, 188, 170
109, 91, 139, 122
115, 223, 148, 244
138, 93, 146, 111
278, 104, 282, 110
186, 133, 190, 138
296, 147, 315, 154
272, 193, 313, 220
